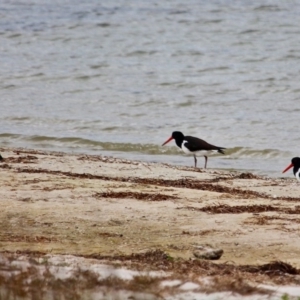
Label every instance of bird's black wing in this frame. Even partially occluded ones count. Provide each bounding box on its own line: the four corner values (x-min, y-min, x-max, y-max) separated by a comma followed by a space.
184, 136, 226, 153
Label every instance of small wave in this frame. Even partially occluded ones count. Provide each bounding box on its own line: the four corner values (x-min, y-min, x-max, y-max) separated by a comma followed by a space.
176, 100, 196, 107
7, 33, 22, 38
253, 5, 281, 12
96, 23, 111, 27
227, 147, 288, 159
3, 84, 16, 89
0, 134, 291, 160
89, 63, 109, 69
31, 72, 44, 77
4, 117, 32, 121
239, 29, 260, 34
0, 134, 173, 155
197, 66, 229, 73
159, 81, 181, 86
126, 50, 157, 56
202, 19, 223, 24
0, 133, 21, 138
74, 75, 92, 80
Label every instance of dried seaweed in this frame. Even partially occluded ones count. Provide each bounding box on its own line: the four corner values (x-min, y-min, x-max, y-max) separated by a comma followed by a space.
1, 235, 57, 243
85, 249, 300, 278
98, 232, 123, 238
182, 229, 220, 236
240, 261, 298, 275
3, 155, 38, 164
178, 204, 280, 214
0, 165, 271, 199
0, 249, 299, 297
94, 191, 177, 201
211, 172, 262, 182
178, 204, 300, 215
5, 249, 299, 278
246, 215, 300, 225
1, 163, 299, 202
234, 173, 261, 179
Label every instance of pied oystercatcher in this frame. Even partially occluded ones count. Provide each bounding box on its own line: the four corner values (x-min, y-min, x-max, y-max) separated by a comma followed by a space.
282, 157, 300, 181
162, 131, 226, 168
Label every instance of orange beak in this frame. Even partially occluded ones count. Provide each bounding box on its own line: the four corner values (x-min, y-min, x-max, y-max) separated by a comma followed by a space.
162, 136, 173, 146
282, 163, 294, 173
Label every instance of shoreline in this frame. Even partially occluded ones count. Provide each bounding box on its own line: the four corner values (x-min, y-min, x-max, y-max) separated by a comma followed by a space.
1, 146, 300, 298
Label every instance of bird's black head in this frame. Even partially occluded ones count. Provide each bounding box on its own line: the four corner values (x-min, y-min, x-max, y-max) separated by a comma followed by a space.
162, 131, 185, 146
283, 157, 300, 175
171, 131, 184, 140
291, 157, 300, 167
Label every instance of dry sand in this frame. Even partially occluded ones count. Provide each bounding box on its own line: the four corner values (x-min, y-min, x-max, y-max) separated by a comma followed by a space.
1, 147, 300, 299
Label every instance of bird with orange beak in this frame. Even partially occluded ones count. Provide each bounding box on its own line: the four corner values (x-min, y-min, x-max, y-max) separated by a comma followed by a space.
282, 157, 300, 181
162, 131, 225, 169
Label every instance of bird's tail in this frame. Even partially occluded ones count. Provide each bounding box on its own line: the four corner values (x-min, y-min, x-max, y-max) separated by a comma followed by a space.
217, 148, 226, 155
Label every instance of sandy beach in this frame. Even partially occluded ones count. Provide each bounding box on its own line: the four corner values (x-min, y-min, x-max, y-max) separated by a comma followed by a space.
1, 147, 300, 299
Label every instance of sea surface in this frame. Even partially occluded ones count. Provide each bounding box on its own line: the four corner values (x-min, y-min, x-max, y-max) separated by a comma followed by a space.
1, 0, 300, 177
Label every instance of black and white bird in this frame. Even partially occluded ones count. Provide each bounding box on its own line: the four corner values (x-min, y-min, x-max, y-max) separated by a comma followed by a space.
162, 131, 226, 168
282, 157, 300, 181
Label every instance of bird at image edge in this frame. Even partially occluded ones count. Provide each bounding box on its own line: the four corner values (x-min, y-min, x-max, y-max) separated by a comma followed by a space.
162, 131, 226, 169
282, 157, 300, 181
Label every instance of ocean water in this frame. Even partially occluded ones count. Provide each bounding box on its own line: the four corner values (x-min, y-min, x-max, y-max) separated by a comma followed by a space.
1, 0, 300, 177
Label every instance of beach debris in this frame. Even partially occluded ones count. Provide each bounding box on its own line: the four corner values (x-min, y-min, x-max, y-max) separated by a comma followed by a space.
193, 244, 224, 260
235, 172, 261, 179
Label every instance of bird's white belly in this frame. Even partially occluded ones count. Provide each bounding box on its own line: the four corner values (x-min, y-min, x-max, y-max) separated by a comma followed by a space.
181, 142, 213, 156
181, 142, 193, 154
296, 169, 300, 181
